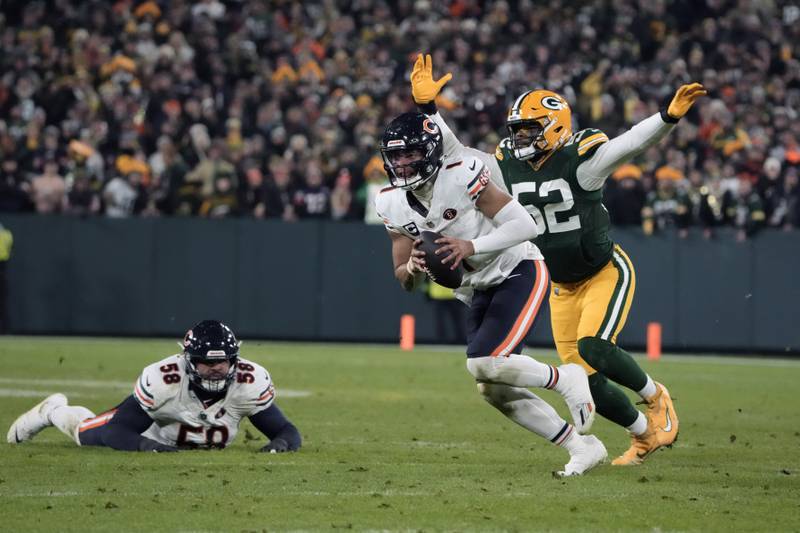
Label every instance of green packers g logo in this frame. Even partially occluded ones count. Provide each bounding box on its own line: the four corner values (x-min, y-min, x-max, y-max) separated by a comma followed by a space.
541, 96, 565, 110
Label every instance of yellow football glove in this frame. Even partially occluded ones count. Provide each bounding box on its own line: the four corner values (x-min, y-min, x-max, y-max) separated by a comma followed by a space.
667, 83, 707, 120
410, 53, 452, 104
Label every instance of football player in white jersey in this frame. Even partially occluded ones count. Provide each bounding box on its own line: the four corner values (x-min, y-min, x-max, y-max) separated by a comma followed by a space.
375, 112, 606, 476
7, 320, 301, 453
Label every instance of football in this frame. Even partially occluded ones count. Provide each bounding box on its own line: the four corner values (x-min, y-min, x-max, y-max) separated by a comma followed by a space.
417, 230, 464, 289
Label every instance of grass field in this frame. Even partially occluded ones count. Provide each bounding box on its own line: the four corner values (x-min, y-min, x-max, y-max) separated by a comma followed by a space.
1, 337, 799, 532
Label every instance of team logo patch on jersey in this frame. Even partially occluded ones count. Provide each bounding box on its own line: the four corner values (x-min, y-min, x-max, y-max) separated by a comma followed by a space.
443, 208, 457, 220
403, 222, 420, 236
479, 168, 490, 186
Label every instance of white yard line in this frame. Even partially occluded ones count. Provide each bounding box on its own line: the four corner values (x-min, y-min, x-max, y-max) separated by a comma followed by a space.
0, 378, 312, 398
0, 377, 132, 389
1, 488, 499, 498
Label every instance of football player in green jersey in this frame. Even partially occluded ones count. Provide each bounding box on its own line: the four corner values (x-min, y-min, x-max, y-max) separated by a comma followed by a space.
411, 54, 706, 465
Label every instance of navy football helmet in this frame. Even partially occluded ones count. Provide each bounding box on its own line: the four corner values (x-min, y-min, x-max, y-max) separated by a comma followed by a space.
182, 320, 240, 393
380, 112, 444, 191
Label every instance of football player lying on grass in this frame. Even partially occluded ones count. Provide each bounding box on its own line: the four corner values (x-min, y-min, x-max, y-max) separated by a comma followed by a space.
7, 320, 301, 453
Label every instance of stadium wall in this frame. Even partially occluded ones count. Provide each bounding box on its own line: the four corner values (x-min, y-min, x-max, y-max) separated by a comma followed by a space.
3, 214, 798, 354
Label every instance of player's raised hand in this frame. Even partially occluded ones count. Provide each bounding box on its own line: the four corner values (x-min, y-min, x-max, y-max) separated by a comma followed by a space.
406, 238, 427, 274
667, 83, 707, 120
411, 53, 452, 104
434, 236, 474, 270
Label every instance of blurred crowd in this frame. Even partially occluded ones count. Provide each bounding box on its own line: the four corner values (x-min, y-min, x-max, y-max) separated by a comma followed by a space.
1, 0, 799, 240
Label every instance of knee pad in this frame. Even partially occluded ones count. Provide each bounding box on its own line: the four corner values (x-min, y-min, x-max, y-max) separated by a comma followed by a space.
577, 336, 615, 373
466, 356, 496, 382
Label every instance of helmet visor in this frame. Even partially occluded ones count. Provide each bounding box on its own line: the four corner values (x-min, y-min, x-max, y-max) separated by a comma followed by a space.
186, 353, 238, 393
508, 121, 544, 152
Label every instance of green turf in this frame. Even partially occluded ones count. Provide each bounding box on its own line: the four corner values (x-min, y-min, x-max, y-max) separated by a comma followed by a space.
1, 337, 798, 532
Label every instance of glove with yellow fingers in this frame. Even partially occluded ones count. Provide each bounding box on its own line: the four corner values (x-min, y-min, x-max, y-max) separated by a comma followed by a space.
410, 53, 452, 104
662, 83, 708, 123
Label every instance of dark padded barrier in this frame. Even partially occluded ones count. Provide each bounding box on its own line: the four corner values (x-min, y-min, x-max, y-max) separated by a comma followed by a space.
71, 217, 156, 334
2, 214, 797, 353
235, 220, 323, 339
318, 222, 437, 341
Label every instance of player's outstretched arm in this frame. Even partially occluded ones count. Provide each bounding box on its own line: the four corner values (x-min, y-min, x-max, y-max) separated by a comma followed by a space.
411, 53, 462, 158
102, 395, 178, 452
576, 83, 707, 191
410, 53, 506, 189
437, 182, 538, 269
249, 404, 302, 453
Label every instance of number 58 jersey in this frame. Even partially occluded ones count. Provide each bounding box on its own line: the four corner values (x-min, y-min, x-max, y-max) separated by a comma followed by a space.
132, 354, 275, 448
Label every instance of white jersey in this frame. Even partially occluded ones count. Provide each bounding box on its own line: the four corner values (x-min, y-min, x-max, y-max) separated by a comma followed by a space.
375, 151, 540, 297
132, 354, 274, 448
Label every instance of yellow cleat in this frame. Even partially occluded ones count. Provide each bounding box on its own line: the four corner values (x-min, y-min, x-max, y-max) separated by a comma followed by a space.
645, 382, 679, 447
611, 424, 661, 466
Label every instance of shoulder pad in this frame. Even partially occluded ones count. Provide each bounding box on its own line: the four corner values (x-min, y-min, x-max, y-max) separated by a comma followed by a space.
134, 355, 183, 411
374, 189, 402, 232
229, 358, 275, 416
495, 138, 512, 161
573, 128, 609, 158
459, 155, 490, 203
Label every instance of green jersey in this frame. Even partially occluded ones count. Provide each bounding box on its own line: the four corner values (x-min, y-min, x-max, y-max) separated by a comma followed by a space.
496, 129, 614, 283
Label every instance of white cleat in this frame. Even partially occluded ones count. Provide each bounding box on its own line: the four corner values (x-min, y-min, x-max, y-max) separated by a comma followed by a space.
553, 364, 596, 434
6, 393, 67, 444
556, 435, 608, 478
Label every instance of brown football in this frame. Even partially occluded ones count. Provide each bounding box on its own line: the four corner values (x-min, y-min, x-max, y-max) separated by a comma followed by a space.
417, 230, 464, 289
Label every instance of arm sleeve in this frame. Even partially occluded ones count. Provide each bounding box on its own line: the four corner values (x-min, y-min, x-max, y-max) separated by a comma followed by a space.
426, 109, 507, 192
428, 111, 465, 160
576, 113, 676, 191
471, 199, 538, 255
101, 395, 168, 452
248, 404, 302, 451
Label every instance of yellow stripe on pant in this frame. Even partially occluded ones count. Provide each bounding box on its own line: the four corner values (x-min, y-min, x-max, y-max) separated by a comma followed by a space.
549, 245, 637, 375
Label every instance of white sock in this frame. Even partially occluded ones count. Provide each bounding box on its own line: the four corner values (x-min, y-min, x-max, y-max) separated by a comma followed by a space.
476, 383, 572, 444
49, 405, 95, 445
637, 376, 657, 401
626, 411, 648, 436
561, 430, 582, 453
466, 354, 554, 389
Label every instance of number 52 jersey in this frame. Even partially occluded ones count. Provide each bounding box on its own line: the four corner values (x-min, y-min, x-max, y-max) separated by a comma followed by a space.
494, 130, 614, 284
132, 354, 275, 448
